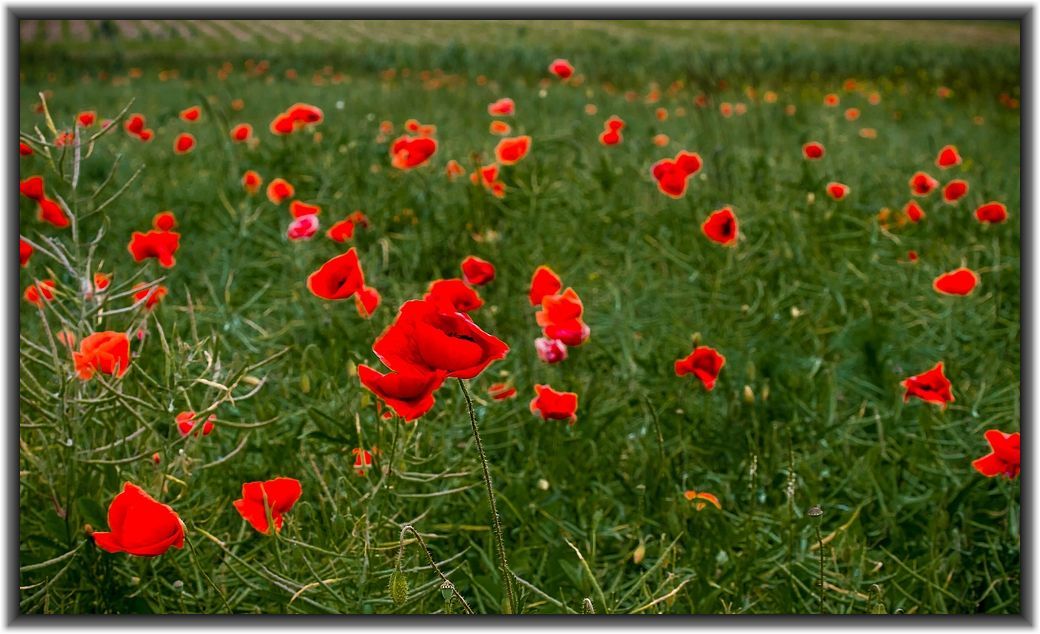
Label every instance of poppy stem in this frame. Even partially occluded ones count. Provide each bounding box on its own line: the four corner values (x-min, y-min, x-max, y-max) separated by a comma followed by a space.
457, 377, 516, 614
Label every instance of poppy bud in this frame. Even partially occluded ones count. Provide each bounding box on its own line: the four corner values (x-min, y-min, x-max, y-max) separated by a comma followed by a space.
743, 385, 755, 404
632, 542, 646, 565
537, 478, 550, 491
84, 523, 94, 536
389, 569, 409, 606
808, 505, 823, 518
691, 332, 702, 346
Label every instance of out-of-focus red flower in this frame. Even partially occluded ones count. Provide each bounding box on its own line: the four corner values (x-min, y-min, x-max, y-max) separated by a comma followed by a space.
180, 106, 201, 122
942, 179, 969, 204
20, 176, 45, 200
37, 197, 70, 229
20, 141, 33, 156
128, 224, 180, 268
844, 107, 860, 121
92, 272, 112, 294
802, 141, 825, 160
470, 163, 505, 197
530, 384, 578, 423
424, 278, 484, 313
701, 207, 738, 246
125, 113, 146, 136
490, 121, 512, 136
936, 145, 962, 169
826, 182, 850, 200
909, 171, 939, 197
74, 331, 131, 380
390, 135, 438, 169
932, 267, 978, 296
358, 364, 444, 421
683, 490, 722, 511
287, 213, 320, 241
267, 178, 294, 204
652, 134, 669, 147
24, 279, 56, 307
535, 337, 567, 364
327, 219, 356, 242
901, 361, 954, 408
352, 448, 374, 476
548, 58, 574, 80
823, 93, 839, 107
488, 98, 515, 116
19, 238, 32, 267
461, 256, 495, 286
307, 248, 366, 301
488, 382, 518, 401
536, 288, 590, 347
176, 411, 216, 437
529, 265, 562, 306
133, 283, 167, 310
289, 200, 321, 218
972, 430, 1020, 479
904, 200, 925, 223
233, 477, 302, 534
355, 285, 381, 318
92, 483, 185, 556
230, 123, 253, 142
975, 201, 1008, 224
76, 110, 97, 127
445, 159, 466, 179
675, 346, 725, 391
651, 151, 702, 198
242, 170, 263, 194
173, 133, 196, 154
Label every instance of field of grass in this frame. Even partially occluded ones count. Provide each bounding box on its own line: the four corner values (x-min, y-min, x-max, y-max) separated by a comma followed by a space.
18, 19, 1021, 615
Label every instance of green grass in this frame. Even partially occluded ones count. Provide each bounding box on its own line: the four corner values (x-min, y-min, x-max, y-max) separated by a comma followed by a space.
19, 19, 1020, 614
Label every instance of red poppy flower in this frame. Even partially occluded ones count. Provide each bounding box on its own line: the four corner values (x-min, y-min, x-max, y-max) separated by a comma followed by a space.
287, 103, 324, 126
844, 107, 860, 121
230, 123, 253, 142
424, 278, 483, 313
90, 272, 111, 295
37, 197, 70, 229
802, 141, 825, 160
133, 283, 167, 310
536, 288, 590, 347
287, 214, 320, 241
488, 382, 517, 401
719, 102, 733, 118
445, 160, 466, 179
826, 182, 850, 200
530, 384, 578, 423
470, 163, 506, 197
242, 170, 262, 194
92, 483, 185, 556
19, 237, 32, 267
488, 98, 515, 116
975, 201, 1008, 224
972, 430, 1020, 479
153, 211, 176, 231
683, 490, 722, 511
932, 267, 978, 296
269, 112, 294, 135
495, 135, 532, 166
233, 477, 302, 534
19, 141, 33, 156
904, 200, 925, 223
372, 299, 509, 380
823, 93, 839, 107
909, 171, 939, 197
307, 248, 366, 300
125, 114, 146, 136
701, 207, 738, 246
404, 119, 437, 137
901, 361, 954, 408
138, 129, 154, 142
176, 411, 216, 437
266, 178, 294, 204
173, 133, 196, 154
180, 106, 201, 122
907, 250, 919, 262
327, 219, 356, 242
651, 151, 702, 198
24, 279, 56, 307
76, 110, 97, 127
529, 265, 562, 306
489, 121, 512, 136
353, 448, 374, 476
390, 135, 438, 169
942, 179, 969, 204
675, 346, 726, 391
358, 364, 445, 421
935, 145, 962, 169
355, 285, 381, 318
548, 58, 574, 80
286, 200, 320, 218
20, 176, 45, 200
73, 331, 131, 380
599, 128, 622, 146
535, 337, 567, 364
128, 227, 180, 268
461, 256, 495, 286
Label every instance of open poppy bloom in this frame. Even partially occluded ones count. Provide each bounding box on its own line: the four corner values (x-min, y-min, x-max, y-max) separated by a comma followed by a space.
327, 219, 357, 242
128, 227, 181, 268
844, 107, 860, 121
425, 278, 484, 313
79, 112, 99, 128
701, 207, 738, 246
355, 285, 381, 318
19, 238, 32, 267
269, 112, 294, 135
490, 121, 512, 135
180, 105, 201, 122
683, 490, 722, 511
266, 178, 295, 204
823, 93, 839, 107
24, 279, 56, 307
536, 288, 590, 347
307, 248, 366, 300
975, 201, 1008, 224
73, 331, 131, 380
125, 113, 146, 136
88, 272, 111, 297
461, 256, 495, 286
488, 97, 515, 116
826, 182, 850, 200
233, 477, 302, 534
137, 129, 155, 142
230, 123, 253, 142
599, 128, 623, 146
287, 214, 320, 241
92, 483, 185, 556
972, 430, 1020, 479
373, 299, 509, 380
173, 133, 196, 154
675, 346, 725, 391
802, 141, 825, 160
445, 160, 466, 179
470, 163, 506, 197
529, 265, 563, 306
176, 411, 216, 437
901, 361, 954, 408
535, 337, 568, 364
488, 383, 518, 401
933, 267, 978, 296
404, 119, 437, 137
133, 283, 168, 310
548, 58, 574, 79
495, 135, 531, 165
289, 200, 321, 218
287, 103, 324, 126
390, 135, 438, 169
651, 151, 702, 198
904, 200, 925, 223
20, 176, 45, 200
37, 197, 70, 229
942, 179, 969, 204
935, 145, 962, 169
652, 134, 669, 147
242, 170, 263, 194
530, 384, 578, 423
909, 171, 939, 197
19, 141, 33, 156
352, 448, 374, 476
358, 364, 444, 421
719, 102, 733, 118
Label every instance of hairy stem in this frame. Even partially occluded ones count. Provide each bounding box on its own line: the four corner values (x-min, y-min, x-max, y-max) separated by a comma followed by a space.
397, 524, 474, 614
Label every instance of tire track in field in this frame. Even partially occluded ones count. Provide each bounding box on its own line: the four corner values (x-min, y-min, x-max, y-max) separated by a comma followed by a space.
210, 20, 254, 43
113, 20, 140, 39
19, 19, 39, 43
138, 20, 173, 39
44, 20, 63, 43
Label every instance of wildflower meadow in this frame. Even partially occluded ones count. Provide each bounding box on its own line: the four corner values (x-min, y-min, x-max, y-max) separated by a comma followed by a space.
17, 19, 1021, 615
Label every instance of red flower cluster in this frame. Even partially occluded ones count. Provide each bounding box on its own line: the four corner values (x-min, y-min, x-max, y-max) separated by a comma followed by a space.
270, 103, 324, 135
73, 331, 131, 380
651, 150, 702, 198
128, 212, 181, 268
391, 120, 438, 169
20, 175, 70, 228
599, 116, 625, 146
124, 113, 154, 141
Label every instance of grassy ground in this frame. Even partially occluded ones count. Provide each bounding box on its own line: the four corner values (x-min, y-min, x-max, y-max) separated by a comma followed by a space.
18, 20, 1021, 614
